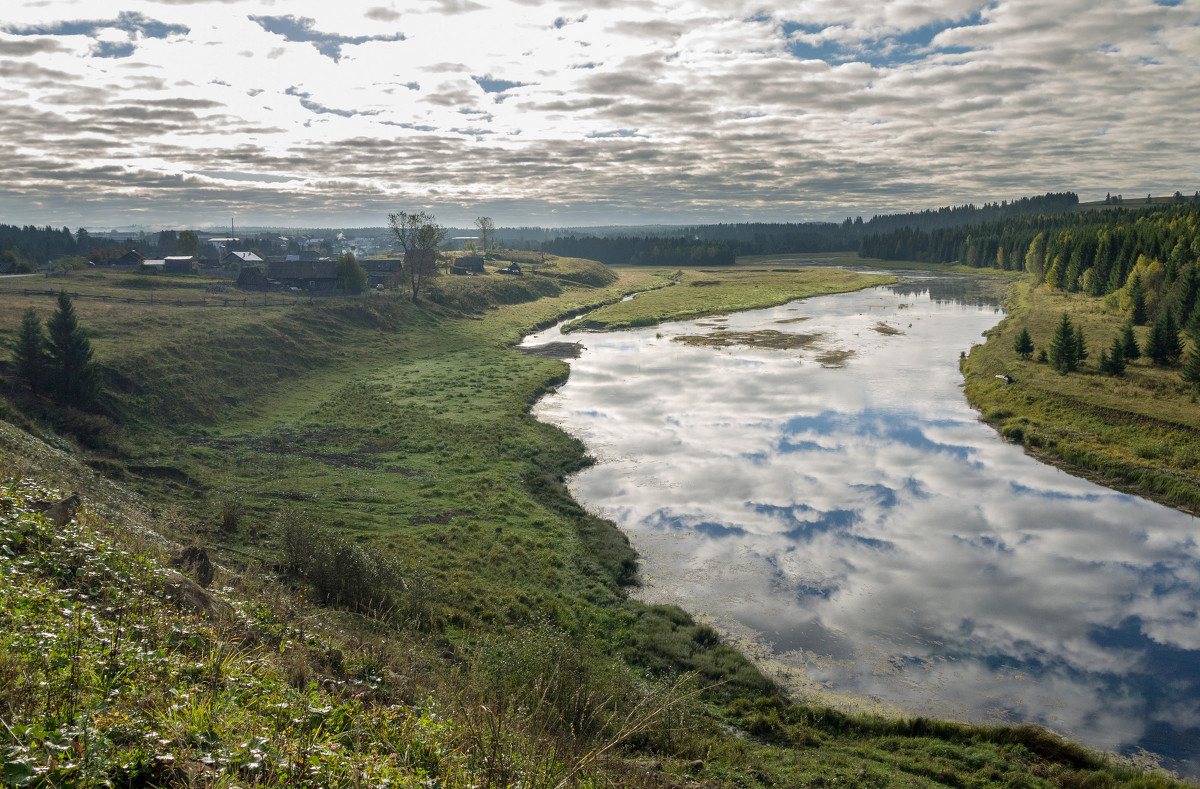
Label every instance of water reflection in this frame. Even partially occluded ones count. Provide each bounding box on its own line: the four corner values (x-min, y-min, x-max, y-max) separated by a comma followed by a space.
525, 277, 1200, 777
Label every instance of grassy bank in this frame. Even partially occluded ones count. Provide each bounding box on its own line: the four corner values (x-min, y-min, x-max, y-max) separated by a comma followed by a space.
736, 251, 1024, 277
0, 261, 1188, 787
563, 266, 894, 332
964, 278, 1200, 511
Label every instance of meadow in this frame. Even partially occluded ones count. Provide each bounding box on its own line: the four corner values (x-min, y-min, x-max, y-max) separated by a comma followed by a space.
964, 278, 1200, 511
0, 259, 1188, 787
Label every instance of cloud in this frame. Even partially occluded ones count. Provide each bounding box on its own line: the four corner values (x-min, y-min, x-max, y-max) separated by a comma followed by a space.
248, 14, 405, 61
0, 60, 77, 83
0, 0, 1195, 228
0, 37, 67, 56
4, 11, 188, 58
284, 86, 381, 118
365, 7, 401, 22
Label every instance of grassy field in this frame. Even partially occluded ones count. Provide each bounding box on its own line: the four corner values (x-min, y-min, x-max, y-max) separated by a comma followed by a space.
0, 260, 1189, 787
735, 251, 1024, 277
964, 278, 1200, 512
564, 266, 893, 332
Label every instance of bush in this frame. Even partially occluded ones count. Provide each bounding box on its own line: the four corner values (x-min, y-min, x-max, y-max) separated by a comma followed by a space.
275, 508, 419, 621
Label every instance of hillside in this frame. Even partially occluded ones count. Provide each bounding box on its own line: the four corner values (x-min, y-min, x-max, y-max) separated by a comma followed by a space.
0, 259, 1188, 788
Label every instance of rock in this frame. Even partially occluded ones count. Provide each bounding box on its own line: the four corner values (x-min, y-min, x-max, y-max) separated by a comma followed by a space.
162, 570, 234, 621
170, 545, 214, 588
36, 493, 81, 527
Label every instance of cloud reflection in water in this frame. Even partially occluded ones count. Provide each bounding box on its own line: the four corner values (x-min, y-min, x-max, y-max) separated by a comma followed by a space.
526, 280, 1200, 775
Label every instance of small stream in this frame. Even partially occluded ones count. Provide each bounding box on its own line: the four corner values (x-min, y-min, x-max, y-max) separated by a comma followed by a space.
523, 274, 1200, 777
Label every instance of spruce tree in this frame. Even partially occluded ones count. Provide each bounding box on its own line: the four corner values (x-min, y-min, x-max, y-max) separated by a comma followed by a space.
45, 291, 100, 408
1013, 327, 1034, 360
1073, 326, 1088, 367
1120, 322, 1140, 360
1147, 309, 1183, 366
1186, 301, 1200, 342
1100, 335, 1126, 376
1182, 344, 1200, 386
1048, 312, 1078, 373
1129, 272, 1148, 325
12, 306, 46, 390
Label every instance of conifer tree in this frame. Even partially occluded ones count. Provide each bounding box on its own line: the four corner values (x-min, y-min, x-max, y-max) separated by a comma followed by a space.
45, 291, 100, 408
1129, 272, 1148, 325
1048, 312, 1078, 373
1099, 335, 1126, 376
1186, 301, 1200, 342
1120, 322, 1140, 360
1073, 326, 1088, 367
1147, 309, 1183, 366
1013, 327, 1034, 360
12, 306, 46, 390
1182, 344, 1200, 387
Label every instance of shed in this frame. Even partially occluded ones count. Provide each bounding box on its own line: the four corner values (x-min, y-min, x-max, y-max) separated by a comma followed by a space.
164, 255, 197, 274
458, 255, 485, 272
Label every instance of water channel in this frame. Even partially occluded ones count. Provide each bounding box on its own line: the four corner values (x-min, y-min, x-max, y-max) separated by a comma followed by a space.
522, 273, 1200, 777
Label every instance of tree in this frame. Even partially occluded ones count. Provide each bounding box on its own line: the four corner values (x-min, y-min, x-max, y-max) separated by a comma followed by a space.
1120, 322, 1140, 361
1013, 327, 1034, 360
1024, 232, 1047, 277
1099, 334, 1126, 376
12, 307, 46, 389
388, 211, 447, 302
1146, 308, 1183, 366
335, 253, 367, 293
1129, 271, 1148, 325
1073, 325, 1088, 367
1182, 344, 1200, 387
475, 216, 495, 255
177, 230, 199, 256
45, 291, 100, 408
1048, 312, 1078, 373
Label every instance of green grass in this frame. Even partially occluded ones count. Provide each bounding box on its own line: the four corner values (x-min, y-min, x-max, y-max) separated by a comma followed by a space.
1, 479, 1184, 788
0, 260, 1188, 787
736, 251, 1023, 277
563, 267, 893, 332
964, 278, 1200, 511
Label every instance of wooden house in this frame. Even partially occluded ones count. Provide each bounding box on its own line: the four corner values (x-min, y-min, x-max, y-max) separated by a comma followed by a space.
267, 258, 337, 290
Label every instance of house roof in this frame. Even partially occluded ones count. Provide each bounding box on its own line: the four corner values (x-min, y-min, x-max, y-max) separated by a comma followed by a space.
224, 251, 264, 263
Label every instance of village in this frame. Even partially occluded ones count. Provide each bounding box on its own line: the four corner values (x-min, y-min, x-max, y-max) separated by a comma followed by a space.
32, 228, 524, 292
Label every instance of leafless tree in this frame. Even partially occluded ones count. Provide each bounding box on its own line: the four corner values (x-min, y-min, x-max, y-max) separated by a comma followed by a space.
388, 211, 448, 301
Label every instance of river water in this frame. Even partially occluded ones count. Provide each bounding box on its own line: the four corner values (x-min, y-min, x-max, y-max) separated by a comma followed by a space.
523, 274, 1200, 776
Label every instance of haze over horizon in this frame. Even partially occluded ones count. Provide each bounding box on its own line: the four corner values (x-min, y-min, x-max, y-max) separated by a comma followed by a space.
2, 0, 1197, 231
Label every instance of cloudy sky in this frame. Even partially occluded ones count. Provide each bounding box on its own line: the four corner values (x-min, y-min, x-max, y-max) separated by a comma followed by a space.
2, 0, 1198, 229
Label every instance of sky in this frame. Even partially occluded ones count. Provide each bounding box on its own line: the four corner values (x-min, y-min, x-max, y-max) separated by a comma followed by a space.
1, 0, 1198, 230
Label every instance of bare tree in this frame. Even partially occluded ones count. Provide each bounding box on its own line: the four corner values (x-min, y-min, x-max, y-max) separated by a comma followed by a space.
475, 216, 495, 255
388, 211, 448, 301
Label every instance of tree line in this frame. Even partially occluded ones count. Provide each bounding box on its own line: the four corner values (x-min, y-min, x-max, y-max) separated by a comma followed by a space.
534, 193, 1088, 264
539, 236, 737, 267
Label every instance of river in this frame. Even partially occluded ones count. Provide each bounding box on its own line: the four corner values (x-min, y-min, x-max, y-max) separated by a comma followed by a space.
522, 273, 1200, 777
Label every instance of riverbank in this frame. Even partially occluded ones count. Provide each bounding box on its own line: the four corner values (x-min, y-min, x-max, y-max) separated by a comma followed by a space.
963, 277, 1200, 513
563, 266, 894, 332
0, 261, 1188, 787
